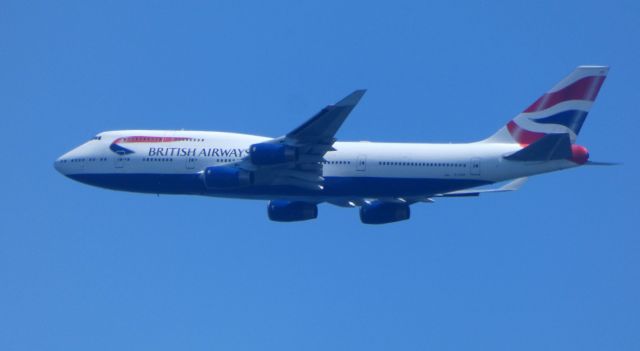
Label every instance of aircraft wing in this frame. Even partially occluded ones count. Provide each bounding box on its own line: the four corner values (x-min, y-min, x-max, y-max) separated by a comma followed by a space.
234, 90, 366, 190
286, 90, 366, 145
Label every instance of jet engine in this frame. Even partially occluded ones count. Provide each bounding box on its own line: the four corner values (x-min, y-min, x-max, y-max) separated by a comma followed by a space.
268, 200, 318, 222
250, 143, 297, 165
203, 167, 253, 188
360, 201, 410, 224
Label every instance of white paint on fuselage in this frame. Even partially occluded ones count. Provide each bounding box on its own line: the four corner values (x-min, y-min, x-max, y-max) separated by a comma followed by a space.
55, 129, 581, 195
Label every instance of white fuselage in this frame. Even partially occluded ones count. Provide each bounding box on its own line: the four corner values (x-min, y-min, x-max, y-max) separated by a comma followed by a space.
55, 130, 579, 202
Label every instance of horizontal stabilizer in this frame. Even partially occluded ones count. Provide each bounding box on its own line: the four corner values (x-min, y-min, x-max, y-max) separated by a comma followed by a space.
437, 177, 528, 197
504, 133, 571, 161
586, 161, 621, 166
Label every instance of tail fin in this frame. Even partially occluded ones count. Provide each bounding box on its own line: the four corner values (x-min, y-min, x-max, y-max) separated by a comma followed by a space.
504, 133, 572, 161
485, 66, 609, 145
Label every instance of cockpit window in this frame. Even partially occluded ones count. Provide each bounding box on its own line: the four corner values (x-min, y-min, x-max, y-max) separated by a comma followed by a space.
91, 136, 102, 140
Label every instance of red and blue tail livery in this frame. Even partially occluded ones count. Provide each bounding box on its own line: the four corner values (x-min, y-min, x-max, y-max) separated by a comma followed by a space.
488, 66, 608, 145
55, 66, 613, 224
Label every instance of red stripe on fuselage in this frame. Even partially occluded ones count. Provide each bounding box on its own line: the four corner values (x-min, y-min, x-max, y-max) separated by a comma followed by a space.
113, 136, 193, 144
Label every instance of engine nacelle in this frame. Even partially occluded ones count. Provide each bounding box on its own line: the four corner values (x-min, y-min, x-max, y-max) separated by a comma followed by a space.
360, 201, 410, 224
250, 143, 297, 165
268, 200, 318, 222
203, 166, 253, 188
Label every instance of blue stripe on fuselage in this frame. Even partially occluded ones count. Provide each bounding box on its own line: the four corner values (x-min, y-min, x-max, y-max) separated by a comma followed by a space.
66, 173, 491, 199
109, 143, 135, 155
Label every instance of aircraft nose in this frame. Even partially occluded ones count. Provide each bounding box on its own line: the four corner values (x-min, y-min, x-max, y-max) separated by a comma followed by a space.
53, 155, 68, 175
54, 146, 83, 176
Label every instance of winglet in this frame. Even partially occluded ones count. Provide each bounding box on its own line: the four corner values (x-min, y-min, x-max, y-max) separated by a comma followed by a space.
335, 89, 367, 107
286, 90, 367, 144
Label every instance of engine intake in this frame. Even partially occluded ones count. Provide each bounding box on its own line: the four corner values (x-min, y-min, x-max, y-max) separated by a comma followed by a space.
360, 201, 410, 224
203, 167, 253, 188
268, 200, 318, 222
250, 143, 297, 165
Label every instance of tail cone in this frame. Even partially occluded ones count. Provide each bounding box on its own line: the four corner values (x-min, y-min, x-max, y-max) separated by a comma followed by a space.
571, 144, 589, 164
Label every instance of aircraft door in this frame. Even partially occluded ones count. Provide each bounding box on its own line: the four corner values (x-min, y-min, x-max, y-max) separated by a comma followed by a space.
114, 156, 130, 169
185, 157, 197, 170
470, 158, 481, 176
356, 155, 367, 171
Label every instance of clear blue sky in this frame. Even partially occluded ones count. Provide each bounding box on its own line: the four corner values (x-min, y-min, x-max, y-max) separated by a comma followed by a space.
1, 0, 639, 350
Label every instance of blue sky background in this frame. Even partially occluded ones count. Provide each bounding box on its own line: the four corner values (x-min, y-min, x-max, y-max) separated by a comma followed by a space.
1, 0, 639, 350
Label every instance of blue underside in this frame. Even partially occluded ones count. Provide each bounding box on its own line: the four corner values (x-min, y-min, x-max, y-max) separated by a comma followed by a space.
67, 173, 491, 199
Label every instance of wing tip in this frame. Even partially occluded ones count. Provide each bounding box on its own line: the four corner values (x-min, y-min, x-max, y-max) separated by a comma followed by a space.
335, 89, 367, 106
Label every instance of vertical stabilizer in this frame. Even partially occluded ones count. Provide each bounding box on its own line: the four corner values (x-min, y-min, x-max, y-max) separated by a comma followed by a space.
484, 66, 608, 145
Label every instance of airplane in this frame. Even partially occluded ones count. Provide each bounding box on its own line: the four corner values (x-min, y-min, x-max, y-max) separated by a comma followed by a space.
55, 66, 611, 224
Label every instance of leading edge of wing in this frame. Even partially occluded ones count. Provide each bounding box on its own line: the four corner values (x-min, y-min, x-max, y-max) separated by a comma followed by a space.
285, 89, 366, 144
230, 90, 366, 191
